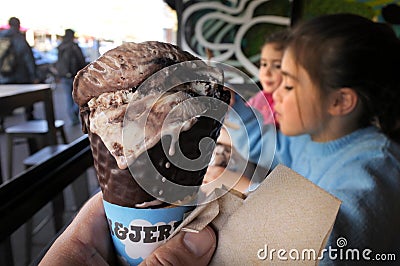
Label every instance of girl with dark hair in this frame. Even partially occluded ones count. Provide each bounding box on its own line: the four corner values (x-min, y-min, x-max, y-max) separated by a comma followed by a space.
271, 13, 400, 259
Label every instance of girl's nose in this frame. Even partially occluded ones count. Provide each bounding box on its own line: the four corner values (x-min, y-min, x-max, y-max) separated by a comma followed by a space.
264, 66, 273, 75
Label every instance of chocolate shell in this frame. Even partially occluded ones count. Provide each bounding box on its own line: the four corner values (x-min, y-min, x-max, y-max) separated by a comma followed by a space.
73, 41, 198, 108
74, 41, 230, 207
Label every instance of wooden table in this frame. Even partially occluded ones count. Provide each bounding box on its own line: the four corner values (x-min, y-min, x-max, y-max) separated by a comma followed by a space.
0, 84, 57, 181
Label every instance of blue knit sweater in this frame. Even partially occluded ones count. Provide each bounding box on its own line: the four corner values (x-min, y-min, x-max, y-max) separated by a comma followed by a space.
272, 126, 400, 260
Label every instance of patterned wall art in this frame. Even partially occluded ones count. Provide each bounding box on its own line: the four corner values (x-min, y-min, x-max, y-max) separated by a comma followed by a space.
177, 0, 291, 82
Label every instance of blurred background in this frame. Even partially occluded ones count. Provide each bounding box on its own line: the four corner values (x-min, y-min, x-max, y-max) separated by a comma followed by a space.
0, 0, 177, 84
1, 1, 399, 265
1, 0, 398, 83
0, 0, 177, 57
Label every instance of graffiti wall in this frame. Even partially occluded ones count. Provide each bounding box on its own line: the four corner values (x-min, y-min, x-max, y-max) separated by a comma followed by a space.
176, 0, 400, 82
177, 0, 291, 81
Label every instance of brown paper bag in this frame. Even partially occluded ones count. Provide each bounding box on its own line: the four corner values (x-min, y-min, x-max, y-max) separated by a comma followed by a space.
171, 164, 341, 265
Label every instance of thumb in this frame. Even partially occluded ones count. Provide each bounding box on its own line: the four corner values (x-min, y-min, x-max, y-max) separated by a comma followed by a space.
140, 226, 216, 266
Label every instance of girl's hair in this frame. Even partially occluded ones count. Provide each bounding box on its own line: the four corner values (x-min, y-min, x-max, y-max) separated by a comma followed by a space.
288, 13, 400, 142
263, 29, 290, 51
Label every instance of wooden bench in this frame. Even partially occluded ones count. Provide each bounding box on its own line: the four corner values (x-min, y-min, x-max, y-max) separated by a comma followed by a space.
0, 134, 94, 266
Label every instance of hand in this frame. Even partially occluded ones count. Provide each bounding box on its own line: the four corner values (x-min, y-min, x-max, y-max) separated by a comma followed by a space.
39, 192, 216, 266
204, 165, 226, 184
141, 226, 216, 265
204, 165, 250, 193
39, 192, 116, 265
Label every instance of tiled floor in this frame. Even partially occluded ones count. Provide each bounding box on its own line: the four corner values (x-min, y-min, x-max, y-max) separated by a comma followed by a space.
0, 84, 100, 266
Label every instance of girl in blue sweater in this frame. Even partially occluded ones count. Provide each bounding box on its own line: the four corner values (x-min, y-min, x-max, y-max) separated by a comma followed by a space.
270, 13, 400, 261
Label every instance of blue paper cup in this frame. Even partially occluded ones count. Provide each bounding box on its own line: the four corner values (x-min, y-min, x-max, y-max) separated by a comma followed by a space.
103, 200, 193, 265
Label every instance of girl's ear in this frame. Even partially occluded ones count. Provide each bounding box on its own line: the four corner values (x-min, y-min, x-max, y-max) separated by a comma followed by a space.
328, 88, 358, 116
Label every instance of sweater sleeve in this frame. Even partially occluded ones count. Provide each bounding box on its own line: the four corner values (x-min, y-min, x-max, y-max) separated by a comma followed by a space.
265, 128, 400, 263
225, 95, 265, 164
319, 144, 400, 263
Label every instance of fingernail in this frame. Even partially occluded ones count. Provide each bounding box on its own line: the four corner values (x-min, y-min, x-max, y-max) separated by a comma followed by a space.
183, 227, 215, 257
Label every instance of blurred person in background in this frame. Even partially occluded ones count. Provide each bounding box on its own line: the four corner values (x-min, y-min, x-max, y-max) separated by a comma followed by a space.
0, 16, 38, 128
0, 17, 37, 84
56, 29, 86, 125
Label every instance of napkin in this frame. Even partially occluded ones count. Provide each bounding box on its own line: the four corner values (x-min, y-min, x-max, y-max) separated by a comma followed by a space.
171, 164, 341, 265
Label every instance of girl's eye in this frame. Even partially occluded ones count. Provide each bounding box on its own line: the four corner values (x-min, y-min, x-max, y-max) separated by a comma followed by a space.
260, 62, 281, 71
284, 85, 293, 91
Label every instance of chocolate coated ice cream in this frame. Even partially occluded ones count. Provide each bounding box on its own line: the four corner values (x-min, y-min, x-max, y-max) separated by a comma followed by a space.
73, 41, 230, 207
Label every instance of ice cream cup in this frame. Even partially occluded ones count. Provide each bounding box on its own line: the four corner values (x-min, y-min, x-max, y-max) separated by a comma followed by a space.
103, 200, 193, 265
